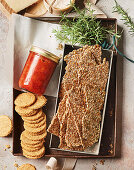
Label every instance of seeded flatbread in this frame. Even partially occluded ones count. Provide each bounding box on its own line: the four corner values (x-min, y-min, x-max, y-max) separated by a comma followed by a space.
28, 95, 47, 110
0, 115, 12, 137
47, 114, 60, 137
15, 93, 36, 107
17, 163, 36, 170
47, 44, 109, 151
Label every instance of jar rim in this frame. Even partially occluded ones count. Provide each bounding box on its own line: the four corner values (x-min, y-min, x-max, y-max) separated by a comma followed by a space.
30, 46, 60, 63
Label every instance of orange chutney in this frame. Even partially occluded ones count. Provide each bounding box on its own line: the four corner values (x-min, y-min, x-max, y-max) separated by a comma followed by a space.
19, 46, 60, 95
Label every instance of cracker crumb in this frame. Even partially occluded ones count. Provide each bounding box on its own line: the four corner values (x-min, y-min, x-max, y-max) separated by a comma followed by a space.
57, 43, 63, 50
92, 165, 96, 170
108, 149, 113, 154
109, 144, 113, 148
14, 163, 19, 167
100, 160, 105, 165
5, 145, 11, 149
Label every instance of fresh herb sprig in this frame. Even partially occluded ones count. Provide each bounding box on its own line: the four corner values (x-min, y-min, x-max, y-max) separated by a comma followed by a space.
53, 4, 119, 46
113, 0, 134, 35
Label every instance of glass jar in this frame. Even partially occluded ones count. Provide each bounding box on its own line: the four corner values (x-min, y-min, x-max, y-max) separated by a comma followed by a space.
19, 46, 60, 95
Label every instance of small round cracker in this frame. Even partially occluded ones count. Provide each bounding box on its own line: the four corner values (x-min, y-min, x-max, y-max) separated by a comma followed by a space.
24, 117, 46, 128
24, 123, 46, 134
21, 141, 43, 152
15, 93, 36, 107
15, 106, 38, 116
17, 163, 36, 170
22, 145, 45, 158
23, 151, 45, 159
0, 115, 12, 137
28, 96, 47, 110
22, 109, 43, 121
24, 114, 45, 124
21, 140, 44, 148
24, 130, 47, 141
26, 128, 46, 136
20, 131, 43, 145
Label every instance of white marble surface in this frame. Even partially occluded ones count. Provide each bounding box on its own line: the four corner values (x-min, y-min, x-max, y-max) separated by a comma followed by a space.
0, 0, 134, 169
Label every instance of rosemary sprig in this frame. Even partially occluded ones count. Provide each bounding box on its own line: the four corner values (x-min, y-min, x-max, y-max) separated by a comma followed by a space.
113, 0, 134, 35
53, 4, 119, 46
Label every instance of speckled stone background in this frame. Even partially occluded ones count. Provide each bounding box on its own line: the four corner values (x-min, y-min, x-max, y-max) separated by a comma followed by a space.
0, 0, 134, 169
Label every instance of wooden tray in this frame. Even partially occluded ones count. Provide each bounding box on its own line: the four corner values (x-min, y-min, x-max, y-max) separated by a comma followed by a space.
13, 18, 117, 158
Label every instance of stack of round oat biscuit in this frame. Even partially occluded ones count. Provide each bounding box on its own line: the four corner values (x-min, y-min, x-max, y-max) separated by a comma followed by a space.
14, 92, 47, 159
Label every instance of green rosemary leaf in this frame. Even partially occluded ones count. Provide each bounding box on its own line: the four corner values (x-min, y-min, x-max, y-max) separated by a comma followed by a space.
113, 0, 134, 35
53, 3, 120, 46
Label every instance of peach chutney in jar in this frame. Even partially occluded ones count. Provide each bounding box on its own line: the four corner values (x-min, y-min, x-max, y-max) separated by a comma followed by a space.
19, 46, 60, 95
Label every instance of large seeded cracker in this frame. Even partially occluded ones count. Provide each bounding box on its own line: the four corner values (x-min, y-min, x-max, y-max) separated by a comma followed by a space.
48, 45, 109, 151
57, 95, 68, 123
59, 109, 69, 149
82, 114, 100, 140
65, 112, 82, 147
47, 114, 60, 137
14, 92, 36, 107
63, 96, 84, 148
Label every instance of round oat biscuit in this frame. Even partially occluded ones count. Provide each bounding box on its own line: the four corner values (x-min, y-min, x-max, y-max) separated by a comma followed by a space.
24, 117, 46, 128
0, 115, 12, 137
22, 109, 43, 121
24, 130, 47, 141
23, 114, 45, 124
22, 145, 45, 159
20, 131, 44, 145
21, 141, 44, 152
23, 151, 45, 159
17, 163, 36, 170
28, 95, 47, 110
15, 93, 36, 107
26, 128, 46, 136
15, 106, 38, 117
21, 140, 44, 148
24, 122, 46, 134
